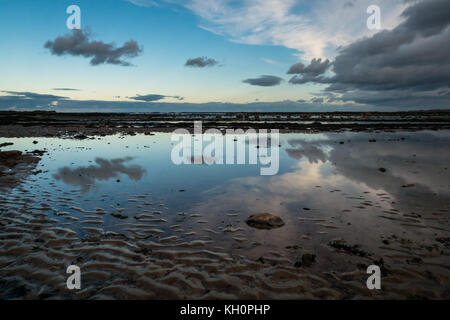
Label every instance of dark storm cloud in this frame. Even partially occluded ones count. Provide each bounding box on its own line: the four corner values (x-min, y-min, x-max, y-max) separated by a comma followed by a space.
185, 56, 219, 67
242, 75, 283, 87
44, 29, 142, 66
130, 94, 184, 102
289, 74, 331, 85
287, 58, 331, 75
287, 58, 331, 85
291, 0, 450, 109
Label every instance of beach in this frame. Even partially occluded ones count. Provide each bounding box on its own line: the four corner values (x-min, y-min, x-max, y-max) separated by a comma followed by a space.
0, 112, 449, 299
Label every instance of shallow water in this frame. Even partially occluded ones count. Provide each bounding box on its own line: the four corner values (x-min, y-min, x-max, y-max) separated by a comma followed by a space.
0, 130, 449, 299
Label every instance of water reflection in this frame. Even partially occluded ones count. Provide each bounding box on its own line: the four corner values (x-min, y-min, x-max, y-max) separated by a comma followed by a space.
186, 131, 450, 263
53, 157, 145, 192
285, 139, 328, 163
1, 131, 449, 298
288, 132, 450, 214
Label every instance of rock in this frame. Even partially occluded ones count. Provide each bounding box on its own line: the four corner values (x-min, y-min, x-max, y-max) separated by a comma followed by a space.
0, 142, 13, 148
74, 134, 88, 140
246, 213, 285, 230
32, 140, 38, 144
111, 213, 128, 219
436, 237, 450, 246
295, 253, 316, 268
0, 150, 40, 168
28, 149, 46, 156
0, 150, 22, 160
328, 240, 370, 257
378, 167, 386, 173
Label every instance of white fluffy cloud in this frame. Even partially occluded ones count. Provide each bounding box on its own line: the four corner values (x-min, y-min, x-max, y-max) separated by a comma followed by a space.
169, 0, 408, 61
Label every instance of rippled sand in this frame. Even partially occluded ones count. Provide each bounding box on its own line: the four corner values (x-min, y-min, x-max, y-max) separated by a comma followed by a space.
0, 131, 449, 299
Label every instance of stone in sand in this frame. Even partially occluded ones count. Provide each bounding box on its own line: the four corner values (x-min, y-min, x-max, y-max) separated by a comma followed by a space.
246, 213, 285, 230
294, 253, 316, 267
0, 142, 13, 148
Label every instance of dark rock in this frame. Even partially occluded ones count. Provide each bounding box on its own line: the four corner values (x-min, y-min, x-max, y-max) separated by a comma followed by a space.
378, 168, 386, 173
328, 240, 370, 257
406, 257, 422, 264
28, 149, 46, 156
295, 253, 316, 268
111, 213, 128, 219
0, 142, 13, 148
74, 134, 88, 140
246, 213, 285, 230
436, 237, 450, 246
0, 150, 22, 160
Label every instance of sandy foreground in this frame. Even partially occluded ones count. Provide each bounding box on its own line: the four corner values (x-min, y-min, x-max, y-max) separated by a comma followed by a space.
0, 112, 449, 299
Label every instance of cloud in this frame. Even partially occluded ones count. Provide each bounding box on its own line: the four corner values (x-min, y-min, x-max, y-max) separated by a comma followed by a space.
0, 91, 68, 110
130, 94, 184, 102
287, 58, 331, 75
0, 92, 370, 112
125, 0, 158, 7
2, 91, 67, 100
44, 29, 142, 66
327, 0, 450, 92
242, 75, 283, 87
287, 58, 332, 84
2, 89, 447, 112
185, 56, 219, 67
261, 58, 277, 65
289, 0, 450, 109
175, 0, 408, 61
52, 88, 80, 91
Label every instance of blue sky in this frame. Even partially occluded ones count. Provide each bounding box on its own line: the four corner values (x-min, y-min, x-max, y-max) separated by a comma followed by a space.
1, 0, 307, 103
1, 0, 449, 111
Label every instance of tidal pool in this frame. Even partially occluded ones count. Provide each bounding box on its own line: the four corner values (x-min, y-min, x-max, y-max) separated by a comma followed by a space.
0, 130, 449, 299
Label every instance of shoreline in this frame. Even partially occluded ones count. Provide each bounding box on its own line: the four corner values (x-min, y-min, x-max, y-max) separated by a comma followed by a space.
1, 111, 450, 138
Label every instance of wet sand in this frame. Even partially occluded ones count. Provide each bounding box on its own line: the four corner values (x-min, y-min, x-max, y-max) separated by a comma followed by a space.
0, 114, 449, 300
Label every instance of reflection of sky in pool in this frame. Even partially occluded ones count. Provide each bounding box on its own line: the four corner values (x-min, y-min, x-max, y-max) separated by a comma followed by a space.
1, 130, 449, 262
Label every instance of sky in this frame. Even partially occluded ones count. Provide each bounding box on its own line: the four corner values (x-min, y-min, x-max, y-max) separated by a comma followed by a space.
0, 0, 449, 112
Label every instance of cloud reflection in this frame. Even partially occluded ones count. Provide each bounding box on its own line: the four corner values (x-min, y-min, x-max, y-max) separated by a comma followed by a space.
53, 157, 145, 192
